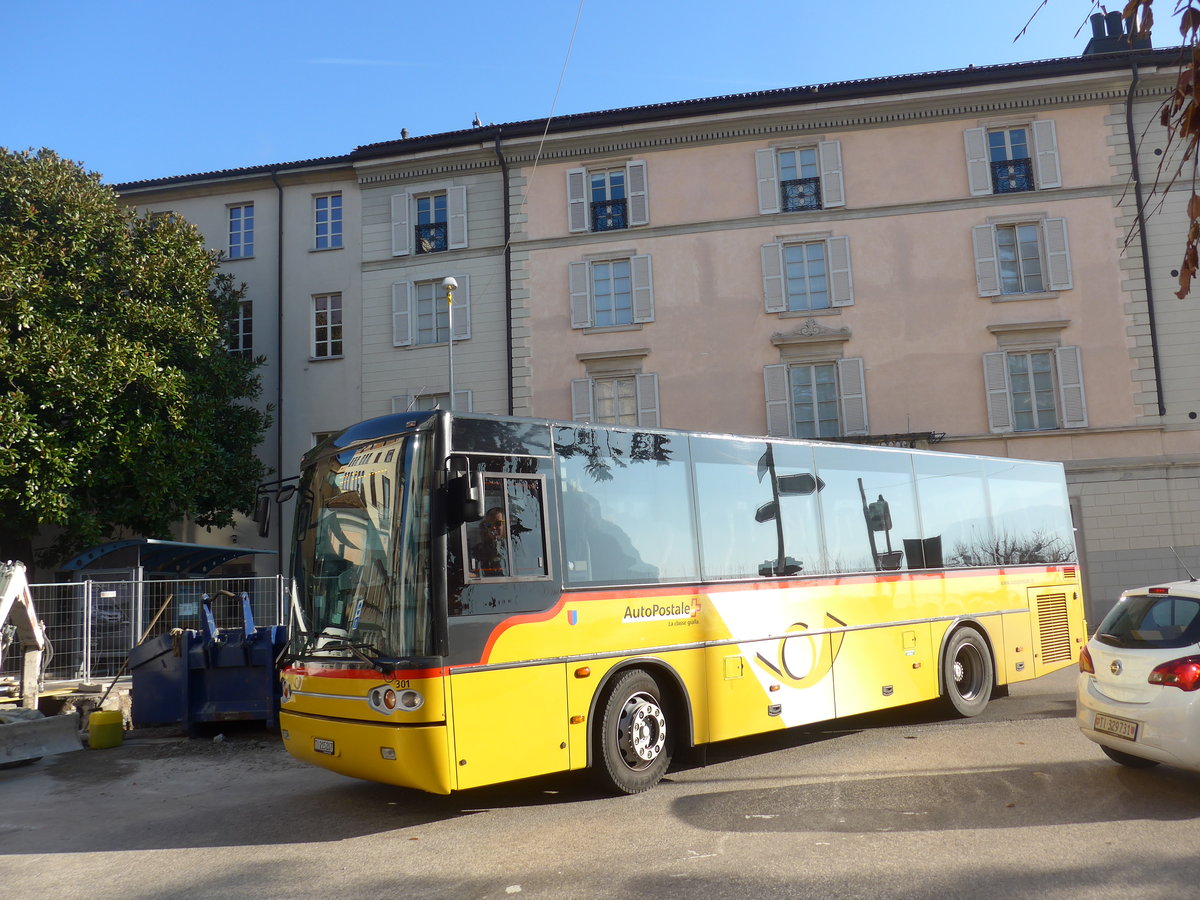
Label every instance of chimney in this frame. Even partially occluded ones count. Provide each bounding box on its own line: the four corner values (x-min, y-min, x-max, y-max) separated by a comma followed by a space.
1082, 10, 1152, 56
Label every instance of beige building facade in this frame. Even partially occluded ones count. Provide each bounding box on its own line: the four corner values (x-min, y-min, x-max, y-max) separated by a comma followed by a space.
113, 43, 1198, 621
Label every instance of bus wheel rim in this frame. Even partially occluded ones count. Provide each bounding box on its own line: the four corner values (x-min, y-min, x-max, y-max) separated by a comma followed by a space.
617, 692, 666, 769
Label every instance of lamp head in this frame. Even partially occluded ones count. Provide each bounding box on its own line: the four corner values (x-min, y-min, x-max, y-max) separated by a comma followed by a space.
441, 276, 458, 290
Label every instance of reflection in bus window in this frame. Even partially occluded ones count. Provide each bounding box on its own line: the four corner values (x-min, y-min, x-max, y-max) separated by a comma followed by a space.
554, 426, 698, 585
979, 458, 1076, 564
912, 453, 988, 569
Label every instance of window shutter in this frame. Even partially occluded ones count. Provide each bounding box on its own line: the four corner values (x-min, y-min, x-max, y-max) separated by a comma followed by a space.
1055, 345, 1088, 428
818, 140, 845, 209
391, 193, 411, 256
837, 357, 868, 436
964, 128, 992, 196
755, 148, 781, 215
569, 261, 592, 328
983, 352, 1014, 433
763, 364, 791, 437
450, 274, 471, 340
453, 389, 473, 413
1042, 217, 1072, 290
1031, 119, 1062, 189
392, 395, 413, 414
827, 235, 854, 307
761, 243, 786, 313
447, 186, 468, 249
972, 225, 1001, 297
392, 282, 413, 347
567, 168, 589, 233
631, 254, 654, 323
571, 378, 594, 422
635, 373, 660, 427
626, 160, 649, 226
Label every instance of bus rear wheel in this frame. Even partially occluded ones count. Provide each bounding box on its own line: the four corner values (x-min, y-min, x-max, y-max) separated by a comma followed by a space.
942, 626, 993, 718
593, 669, 672, 794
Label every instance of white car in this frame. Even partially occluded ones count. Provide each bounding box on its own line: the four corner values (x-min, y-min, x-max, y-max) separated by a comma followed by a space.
1077, 579, 1200, 771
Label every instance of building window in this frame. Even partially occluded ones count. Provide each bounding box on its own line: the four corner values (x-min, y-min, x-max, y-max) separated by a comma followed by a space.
391, 276, 471, 347
566, 161, 649, 233
972, 218, 1071, 297
314, 193, 342, 249
762, 237, 853, 311
228, 204, 253, 259
390, 187, 468, 256
763, 359, 868, 438
983, 347, 1087, 433
312, 293, 343, 359
228, 301, 253, 357
571, 373, 659, 427
391, 390, 472, 413
569, 256, 653, 329
755, 142, 845, 215
965, 121, 1061, 196
415, 193, 447, 253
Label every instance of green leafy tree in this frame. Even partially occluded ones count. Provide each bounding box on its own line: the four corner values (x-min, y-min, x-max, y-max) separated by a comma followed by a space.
0, 148, 270, 566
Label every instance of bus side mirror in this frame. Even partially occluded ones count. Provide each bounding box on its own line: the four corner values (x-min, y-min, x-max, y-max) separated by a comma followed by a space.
254, 494, 271, 537
449, 471, 485, 523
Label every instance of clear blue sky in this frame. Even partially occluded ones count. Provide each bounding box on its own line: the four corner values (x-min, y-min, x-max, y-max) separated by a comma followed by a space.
4, 1, 1122, 185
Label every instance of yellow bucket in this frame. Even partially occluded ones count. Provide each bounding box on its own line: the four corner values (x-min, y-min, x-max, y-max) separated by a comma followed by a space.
88, 709, 124, 749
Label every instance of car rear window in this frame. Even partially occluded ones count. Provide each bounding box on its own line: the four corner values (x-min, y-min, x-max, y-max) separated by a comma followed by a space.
1095, 594, 1200, 649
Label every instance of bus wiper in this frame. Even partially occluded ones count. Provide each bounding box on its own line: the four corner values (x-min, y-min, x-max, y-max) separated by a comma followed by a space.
318, 639, 392, 673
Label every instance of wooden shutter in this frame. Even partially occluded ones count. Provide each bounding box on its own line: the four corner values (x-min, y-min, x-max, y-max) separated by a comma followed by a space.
453, 389, 473, 413
837, 357, 868, 436
983, 351, 1014, 433
818, 140, 845, 209
626, 161, 649, 226
972, 225, 1001, 296
631, 254, 654, 323
964, 128, 992, 196
635, 373, 659, 427
828, 236, 854, 307
761, 243, 786, 312
391, 395, 413, 414
447, 186, 468, 249
392, 282, 413, 347
763, 364, 791, 437
567, 168, 588, 232
571, 378, 593, 421
1032, 119, 1062, 189
1042, 217, 1072, 290
1055, 346, 1087, 428
569, 261, 592, 328
450, 274, 471, 341
756, 148, 780, 214
391, 193, 411, 256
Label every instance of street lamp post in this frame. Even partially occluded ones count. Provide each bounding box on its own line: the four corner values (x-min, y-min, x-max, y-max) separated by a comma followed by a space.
441, 276, 458, 411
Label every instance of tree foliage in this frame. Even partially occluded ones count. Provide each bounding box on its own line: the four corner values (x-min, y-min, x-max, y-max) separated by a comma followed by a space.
0, 148, 270, 565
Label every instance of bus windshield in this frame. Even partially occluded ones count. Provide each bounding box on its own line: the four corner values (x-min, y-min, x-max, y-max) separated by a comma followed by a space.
291, 430, 437, 662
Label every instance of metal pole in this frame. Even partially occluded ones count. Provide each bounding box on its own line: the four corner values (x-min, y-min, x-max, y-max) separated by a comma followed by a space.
442, 277, 457, 412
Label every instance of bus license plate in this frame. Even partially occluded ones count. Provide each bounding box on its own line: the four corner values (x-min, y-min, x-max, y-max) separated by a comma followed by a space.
313, 737, 335, 755
1094, 713, 1138, 741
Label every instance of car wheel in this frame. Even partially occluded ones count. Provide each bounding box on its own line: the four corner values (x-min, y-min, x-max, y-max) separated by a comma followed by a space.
592, 669, 672, 794
942, 625, 993, 717
1100, 744, 1159, 769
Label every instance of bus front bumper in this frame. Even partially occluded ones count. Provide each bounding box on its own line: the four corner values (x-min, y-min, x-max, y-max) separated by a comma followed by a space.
280, 710, 454, 794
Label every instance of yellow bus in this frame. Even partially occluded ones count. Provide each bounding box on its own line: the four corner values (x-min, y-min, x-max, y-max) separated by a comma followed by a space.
279, 411, 1085, 794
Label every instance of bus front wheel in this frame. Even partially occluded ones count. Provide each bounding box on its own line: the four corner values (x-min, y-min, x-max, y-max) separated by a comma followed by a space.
593, 669, 672, 794
942, 626, 993, 718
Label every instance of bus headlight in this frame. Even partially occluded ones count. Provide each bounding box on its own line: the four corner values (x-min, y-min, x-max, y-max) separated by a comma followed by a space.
368, 686, 424, 714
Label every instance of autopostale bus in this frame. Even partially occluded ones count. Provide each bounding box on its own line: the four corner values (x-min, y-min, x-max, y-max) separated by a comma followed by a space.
279, 411, 1085, 794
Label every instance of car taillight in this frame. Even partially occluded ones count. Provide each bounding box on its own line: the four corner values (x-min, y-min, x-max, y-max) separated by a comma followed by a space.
1148, 656, 1200, 691
1078, 645, 1094, 674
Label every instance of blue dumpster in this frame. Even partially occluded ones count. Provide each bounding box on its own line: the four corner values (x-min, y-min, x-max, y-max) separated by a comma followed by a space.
129, 591, 287, 733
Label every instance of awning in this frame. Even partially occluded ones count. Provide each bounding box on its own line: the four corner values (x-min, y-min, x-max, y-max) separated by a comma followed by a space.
60, 539, 276, 576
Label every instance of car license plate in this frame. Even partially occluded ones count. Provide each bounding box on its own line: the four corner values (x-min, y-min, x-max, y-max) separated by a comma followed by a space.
1094, 713, 1139, 742
313, 737, 335, 755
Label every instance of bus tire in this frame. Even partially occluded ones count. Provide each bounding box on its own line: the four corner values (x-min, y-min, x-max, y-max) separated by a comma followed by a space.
593, 669, 672, 794
942, 626, 993, 718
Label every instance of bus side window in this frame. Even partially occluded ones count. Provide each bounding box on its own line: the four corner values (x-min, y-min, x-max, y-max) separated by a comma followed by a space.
467, 475, 548, 580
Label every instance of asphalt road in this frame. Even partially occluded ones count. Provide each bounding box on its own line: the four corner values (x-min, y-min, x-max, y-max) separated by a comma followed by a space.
3, 666, 1199, 899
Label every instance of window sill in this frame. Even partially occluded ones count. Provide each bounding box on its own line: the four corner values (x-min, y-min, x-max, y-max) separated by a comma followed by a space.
581, 324, 644, 334
989, 291, 1061, 302
310, 245, 343, 253
226, 255, 254, 262
309, 355, 344, 362
778, 308, 841, 318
